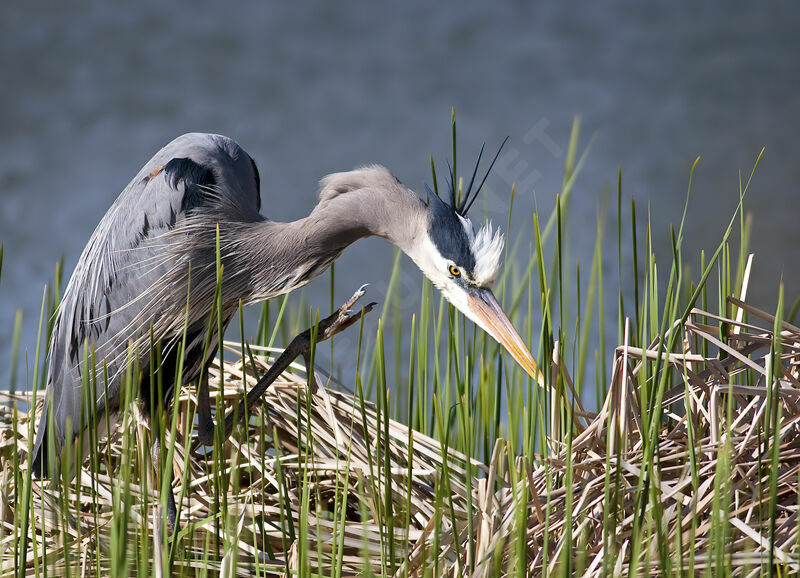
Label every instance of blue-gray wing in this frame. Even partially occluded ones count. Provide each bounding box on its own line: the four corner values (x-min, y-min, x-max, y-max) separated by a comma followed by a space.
31, 133, 262, 476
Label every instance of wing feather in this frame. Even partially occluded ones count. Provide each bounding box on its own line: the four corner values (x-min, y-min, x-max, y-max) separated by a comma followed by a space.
32, 133, 261, 476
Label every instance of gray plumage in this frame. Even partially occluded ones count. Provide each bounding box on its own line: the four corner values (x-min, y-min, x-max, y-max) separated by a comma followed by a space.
31, 132, 539, 478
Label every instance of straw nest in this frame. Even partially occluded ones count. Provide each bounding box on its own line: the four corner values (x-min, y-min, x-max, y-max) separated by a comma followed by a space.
2, 292, 800, 575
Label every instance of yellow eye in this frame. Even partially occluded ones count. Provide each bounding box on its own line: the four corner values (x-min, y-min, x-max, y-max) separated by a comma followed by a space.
448, 265, 461, 277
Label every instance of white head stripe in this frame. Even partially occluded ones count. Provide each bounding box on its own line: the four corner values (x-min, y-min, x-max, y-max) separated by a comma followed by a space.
470, 222, 504, 286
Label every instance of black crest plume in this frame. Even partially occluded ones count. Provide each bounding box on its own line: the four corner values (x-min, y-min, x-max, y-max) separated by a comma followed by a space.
426, 112, 509, 217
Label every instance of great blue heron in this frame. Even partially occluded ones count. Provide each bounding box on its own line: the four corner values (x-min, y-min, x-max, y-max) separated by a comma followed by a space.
30, 132, 542, 526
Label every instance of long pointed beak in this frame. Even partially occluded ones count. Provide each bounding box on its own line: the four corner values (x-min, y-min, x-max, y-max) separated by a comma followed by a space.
466, 287, 545, 387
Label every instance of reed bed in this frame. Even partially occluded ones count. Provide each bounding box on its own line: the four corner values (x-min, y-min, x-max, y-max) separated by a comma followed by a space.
468, 295, 800, 576
2, 343, 484, 576
2, 287, 800, 576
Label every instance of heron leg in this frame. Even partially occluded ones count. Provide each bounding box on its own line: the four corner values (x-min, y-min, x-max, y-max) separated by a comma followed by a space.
196, 372, 215, 447
150, 426, 179, 535
220, 285, 375, 440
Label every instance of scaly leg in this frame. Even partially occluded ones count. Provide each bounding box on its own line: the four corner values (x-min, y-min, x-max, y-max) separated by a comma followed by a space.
195, 372, 215, 447
223, 284, 374, 439
150, 427, 178, 534
193, 285, 375, 449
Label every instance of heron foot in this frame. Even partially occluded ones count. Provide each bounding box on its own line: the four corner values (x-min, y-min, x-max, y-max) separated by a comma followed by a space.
316, 284, 377, 342
303, 285, 376, 391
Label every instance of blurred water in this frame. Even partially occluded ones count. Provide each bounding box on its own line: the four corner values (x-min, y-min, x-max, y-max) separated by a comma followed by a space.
1, 1, 798, 391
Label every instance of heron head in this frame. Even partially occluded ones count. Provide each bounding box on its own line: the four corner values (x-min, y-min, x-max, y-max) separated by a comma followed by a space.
405, 143, 542, 382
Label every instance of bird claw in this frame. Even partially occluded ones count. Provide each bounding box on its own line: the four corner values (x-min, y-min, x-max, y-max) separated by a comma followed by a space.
340, 285, 369, 312
318, 287, 376, 340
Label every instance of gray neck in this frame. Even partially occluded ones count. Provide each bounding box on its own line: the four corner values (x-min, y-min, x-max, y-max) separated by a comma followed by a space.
304, 178, 428, 252
235, 174, 429, 301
